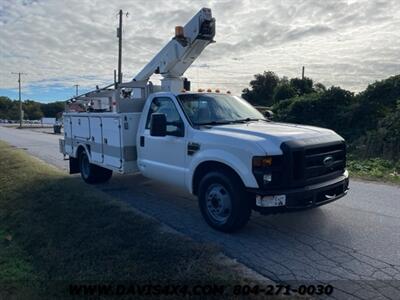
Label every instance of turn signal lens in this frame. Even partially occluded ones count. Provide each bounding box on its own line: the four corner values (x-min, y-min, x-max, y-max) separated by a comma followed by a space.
252, 156, 273, 168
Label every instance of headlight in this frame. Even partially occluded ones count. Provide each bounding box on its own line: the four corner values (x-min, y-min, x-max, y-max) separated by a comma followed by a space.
252, 155, 284, 188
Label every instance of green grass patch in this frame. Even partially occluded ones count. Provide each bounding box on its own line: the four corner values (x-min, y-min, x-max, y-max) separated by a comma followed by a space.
347, 155, 400, 185
0, 141, 254, 298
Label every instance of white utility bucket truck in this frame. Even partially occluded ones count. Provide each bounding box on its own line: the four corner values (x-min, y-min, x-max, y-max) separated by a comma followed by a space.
60, 8, 349, 232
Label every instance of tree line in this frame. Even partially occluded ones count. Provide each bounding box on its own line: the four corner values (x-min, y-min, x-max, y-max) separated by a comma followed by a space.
242, 71, 400, 161
0, 97, 64, 120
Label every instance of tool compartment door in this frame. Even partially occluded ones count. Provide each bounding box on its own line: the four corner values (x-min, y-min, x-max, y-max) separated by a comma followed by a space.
63, 116, 73, 155
90, 117, 103, 163
102, 117, 122, 168
71, 116, 90, 139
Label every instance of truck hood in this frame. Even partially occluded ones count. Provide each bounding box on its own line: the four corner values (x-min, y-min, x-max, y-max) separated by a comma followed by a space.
203, 121, 343, 154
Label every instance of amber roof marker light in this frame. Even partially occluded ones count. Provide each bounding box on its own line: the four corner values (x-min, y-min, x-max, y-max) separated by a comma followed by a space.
175, 26, 184, 38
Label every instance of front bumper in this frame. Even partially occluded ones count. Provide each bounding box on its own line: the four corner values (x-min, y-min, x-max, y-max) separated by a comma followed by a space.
248, 170, 349, 213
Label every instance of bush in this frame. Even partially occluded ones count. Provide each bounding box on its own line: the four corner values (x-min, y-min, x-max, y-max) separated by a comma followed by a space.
273, 87, 354, 138
352, 109, 400, 161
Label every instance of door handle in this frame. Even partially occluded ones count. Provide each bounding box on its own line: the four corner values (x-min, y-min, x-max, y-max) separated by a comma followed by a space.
140, 136, 145, 147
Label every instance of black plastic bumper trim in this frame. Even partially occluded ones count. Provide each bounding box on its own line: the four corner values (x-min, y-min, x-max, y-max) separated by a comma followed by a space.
248, 172, 349, 211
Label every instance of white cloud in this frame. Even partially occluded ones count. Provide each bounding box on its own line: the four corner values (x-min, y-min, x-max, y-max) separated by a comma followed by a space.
0, 0, 399, 97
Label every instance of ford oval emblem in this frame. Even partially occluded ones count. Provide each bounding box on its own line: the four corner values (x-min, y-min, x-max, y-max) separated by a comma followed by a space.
323, 156, 334, 167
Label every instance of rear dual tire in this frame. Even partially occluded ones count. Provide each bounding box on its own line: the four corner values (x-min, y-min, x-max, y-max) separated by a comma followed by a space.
79, 151, 112, 184
198, 171, 252, 232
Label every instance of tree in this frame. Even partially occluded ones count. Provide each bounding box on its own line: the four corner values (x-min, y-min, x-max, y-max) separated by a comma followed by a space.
289, 77, 314, 95
242, 71, 280, 106
274, 82, 297, 102
354, 107, 400, 160
351, 74, 400, 137
23, 100, 43, 120
314, 82, 327, 93
40, 101, 65, 118
0, 96, 13, 119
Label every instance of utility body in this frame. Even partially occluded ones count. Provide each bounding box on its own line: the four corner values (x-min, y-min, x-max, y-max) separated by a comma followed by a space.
60, 8, 349, 232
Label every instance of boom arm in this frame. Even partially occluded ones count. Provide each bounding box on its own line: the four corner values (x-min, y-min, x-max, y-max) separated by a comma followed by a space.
133, 8, 215, 92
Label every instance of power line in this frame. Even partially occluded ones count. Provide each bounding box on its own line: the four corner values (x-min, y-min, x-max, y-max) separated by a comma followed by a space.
11, 72, 27, 128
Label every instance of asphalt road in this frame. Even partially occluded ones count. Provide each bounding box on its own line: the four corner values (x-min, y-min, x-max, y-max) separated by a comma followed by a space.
1, 125, 399, 299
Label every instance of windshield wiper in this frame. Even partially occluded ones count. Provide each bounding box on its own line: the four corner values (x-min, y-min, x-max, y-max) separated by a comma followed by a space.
230, 118, 269, 123
196, 118, 269, 126
196, 121, 233, 126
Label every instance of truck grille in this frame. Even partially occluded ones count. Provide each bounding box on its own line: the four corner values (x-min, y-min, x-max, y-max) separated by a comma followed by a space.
281, 139, 346, 188
304, 143, 346, 179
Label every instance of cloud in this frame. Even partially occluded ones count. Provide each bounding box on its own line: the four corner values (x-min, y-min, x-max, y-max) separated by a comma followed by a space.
0, 0, 399, 100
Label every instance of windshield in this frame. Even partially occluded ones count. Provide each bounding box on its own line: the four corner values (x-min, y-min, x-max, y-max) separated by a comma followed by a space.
177, 93, 265, 126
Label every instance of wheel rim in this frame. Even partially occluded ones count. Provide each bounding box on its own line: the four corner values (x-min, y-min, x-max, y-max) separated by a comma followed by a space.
205, 183, 232, 223
81, 153, 90, 179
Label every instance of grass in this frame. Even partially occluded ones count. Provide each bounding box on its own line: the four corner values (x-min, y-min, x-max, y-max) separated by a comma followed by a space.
0, 141, 257, 299
347, 155, 400, 185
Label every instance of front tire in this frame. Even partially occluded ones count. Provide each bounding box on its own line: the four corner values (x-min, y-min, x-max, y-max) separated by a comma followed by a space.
198, 171, 252, 232
79, 151, 112, 184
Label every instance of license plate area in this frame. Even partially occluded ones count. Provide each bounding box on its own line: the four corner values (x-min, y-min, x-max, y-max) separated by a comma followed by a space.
256, 195, 286, 207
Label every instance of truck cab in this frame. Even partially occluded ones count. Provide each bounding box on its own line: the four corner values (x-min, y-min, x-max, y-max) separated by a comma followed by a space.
133, 91, 349, 231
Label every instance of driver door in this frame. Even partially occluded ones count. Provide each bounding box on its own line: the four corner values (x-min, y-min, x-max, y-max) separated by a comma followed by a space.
138, 97, 187, 187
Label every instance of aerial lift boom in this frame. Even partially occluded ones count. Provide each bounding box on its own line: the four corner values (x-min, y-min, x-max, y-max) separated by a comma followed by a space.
133, 7, 215, 92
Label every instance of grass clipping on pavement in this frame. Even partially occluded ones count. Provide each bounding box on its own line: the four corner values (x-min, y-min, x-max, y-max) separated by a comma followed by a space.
0, 141, 248, 298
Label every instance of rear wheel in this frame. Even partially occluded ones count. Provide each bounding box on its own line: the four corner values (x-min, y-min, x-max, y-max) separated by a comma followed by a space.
198, 171, 251, 232
79, 150, 112, 184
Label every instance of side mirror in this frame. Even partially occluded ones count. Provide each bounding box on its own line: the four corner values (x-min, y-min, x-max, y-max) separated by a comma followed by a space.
264, 110, 274, 119
150, 113, 167, 137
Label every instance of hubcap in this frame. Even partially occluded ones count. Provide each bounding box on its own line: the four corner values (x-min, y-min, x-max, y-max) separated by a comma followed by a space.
205, 183, 232, 223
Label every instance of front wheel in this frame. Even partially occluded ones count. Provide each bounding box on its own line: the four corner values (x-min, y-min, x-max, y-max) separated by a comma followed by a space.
79, 151, 112, 184
198, 171, 252, 232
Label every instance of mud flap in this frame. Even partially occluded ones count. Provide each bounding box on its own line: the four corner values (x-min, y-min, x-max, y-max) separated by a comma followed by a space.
69, 157, 80, 174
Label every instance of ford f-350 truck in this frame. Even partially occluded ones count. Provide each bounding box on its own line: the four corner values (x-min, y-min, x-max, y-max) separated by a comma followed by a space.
60, 8, 349, 232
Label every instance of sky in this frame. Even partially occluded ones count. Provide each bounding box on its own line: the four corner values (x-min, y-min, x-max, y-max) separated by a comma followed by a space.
0, 0, 399, 103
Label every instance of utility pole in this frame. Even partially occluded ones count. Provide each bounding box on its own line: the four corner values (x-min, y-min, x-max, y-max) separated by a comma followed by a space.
302, 66, 305, 80
74, 84, 79, 96
11, 72, 27, 128
117, 9, 123, 85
